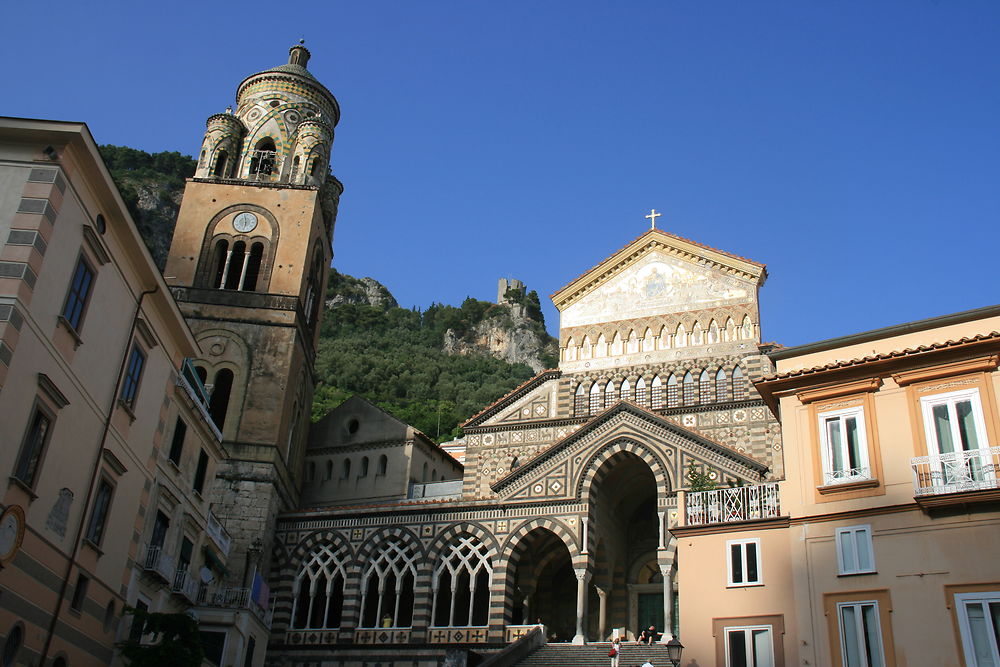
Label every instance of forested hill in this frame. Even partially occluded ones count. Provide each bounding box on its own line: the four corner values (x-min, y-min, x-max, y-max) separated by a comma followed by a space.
106, 145, 560, 442
99, 145, 194, 269
315, 270, 559, 441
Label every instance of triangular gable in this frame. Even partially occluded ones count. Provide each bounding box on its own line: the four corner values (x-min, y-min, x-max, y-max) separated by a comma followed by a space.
491, 401, 767, 502
462, 369, 561, 429
551, 230, 767, 323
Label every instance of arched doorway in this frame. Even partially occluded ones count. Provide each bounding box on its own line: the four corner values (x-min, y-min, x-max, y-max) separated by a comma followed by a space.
586, 448, 667, 641
508, 527, 576, 641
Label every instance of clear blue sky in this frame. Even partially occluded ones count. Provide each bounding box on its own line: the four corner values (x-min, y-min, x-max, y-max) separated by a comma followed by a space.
4, 1, 998, 346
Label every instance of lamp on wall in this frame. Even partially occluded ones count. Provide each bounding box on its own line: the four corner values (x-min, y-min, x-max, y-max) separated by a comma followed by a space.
666, 637, 684, 667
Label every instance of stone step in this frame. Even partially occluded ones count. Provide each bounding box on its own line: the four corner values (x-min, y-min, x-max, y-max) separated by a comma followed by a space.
514, 642, 678, 667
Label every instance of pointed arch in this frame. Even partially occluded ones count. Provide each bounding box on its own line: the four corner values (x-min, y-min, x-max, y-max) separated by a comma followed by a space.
290, 542, 349, 629
699, 369, 713, 404
732, 365, 748, 400
604, 379, 617, 406
589, 381, 603, 414
610, 331, 623, 357
357, 529, 423, 628
620, 378, 633, 403
675, 323, 687, 347
581, 335, 592, 360
691, 321, 704, 346
635, 376, 648, 407
741, 315, 754, 340
708, 319, 720, 344
716, 368, 729, 402
431, 534, 494, 627
565, 337, 577, 362
641, 327, 655, 352
577, 439, 673, 507
627, 329, 640, 354
651, 375, 664, 410
595, 333, 607, 358
666, 373, 679, 408
725, 317, 737, 342
574, 383, 587, 416
683, 371, 696, 405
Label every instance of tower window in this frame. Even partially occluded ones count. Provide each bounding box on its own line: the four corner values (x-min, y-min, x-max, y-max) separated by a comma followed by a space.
212, 150, 229, 177
208, 368, 234, 431
249, 139, 277, 178
223, 242, 247, 289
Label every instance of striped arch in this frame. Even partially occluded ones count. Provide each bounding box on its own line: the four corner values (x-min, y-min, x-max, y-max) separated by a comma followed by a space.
289, 529, 355, 566
491, 519, 580, 637
576, 438, 672, 507
499, 517, 579, 564
426, 522, 500, 565
356, 525, 425, 563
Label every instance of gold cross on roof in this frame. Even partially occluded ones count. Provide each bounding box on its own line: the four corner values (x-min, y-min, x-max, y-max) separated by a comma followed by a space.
645, 208, 662, 230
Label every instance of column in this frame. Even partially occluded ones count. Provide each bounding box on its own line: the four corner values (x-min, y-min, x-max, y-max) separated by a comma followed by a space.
572, 568, 591, 644
596, 588, 608, 642
659, 564, 674, 642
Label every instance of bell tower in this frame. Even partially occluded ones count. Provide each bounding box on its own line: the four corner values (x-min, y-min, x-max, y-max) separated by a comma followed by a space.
164, 43, 342, 584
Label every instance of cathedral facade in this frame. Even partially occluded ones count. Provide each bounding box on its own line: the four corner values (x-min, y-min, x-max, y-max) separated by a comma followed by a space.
270, 227, 781, 664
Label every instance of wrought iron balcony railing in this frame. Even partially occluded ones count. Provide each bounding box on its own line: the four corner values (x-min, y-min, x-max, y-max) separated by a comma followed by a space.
911, 447, 1000, 496
196, 585, 271, 627
685, 482, 781, 526
143, 545, 175, 583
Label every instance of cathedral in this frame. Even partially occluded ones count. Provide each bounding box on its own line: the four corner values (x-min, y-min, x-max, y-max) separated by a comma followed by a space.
3, 44, 998, 667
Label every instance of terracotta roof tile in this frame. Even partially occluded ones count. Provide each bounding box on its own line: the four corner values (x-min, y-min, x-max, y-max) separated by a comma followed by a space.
761, 332, 1000, 381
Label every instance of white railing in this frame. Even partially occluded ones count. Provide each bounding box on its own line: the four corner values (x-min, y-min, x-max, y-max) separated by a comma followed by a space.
143, 545, 176, 583
176, 364, 223, 442
206, 510, 232, 556
911, 447, 1000, 496
172, 568, 200, 603
685, 483, 781, 526
197, 585, 271, 628
823, 466, 872, 486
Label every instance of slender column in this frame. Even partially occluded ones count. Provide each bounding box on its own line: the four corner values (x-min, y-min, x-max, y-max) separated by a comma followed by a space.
218, 250, 234, 287
659, 564, 674, 642
572, 568, 591, 644
597, 587, 608, 642
522, 593, 531, 623
657, 510, 666, 549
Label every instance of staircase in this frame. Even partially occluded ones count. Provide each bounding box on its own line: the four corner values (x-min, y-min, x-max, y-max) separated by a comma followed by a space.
513, 642, 678, 667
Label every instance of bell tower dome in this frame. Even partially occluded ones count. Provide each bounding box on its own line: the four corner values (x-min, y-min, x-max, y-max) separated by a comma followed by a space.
164, 45, 343, 587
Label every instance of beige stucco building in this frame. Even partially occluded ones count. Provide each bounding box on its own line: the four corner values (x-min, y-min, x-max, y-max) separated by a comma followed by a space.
0, 119, 240, 666
673, 305, 1000, 666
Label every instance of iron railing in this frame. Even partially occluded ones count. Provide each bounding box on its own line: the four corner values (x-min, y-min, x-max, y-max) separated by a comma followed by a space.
685, 483, 781, 526
911, 447, 1000, 496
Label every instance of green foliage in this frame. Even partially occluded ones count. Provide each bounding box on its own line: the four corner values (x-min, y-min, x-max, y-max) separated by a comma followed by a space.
99, 145, 196, 186
314, 296, 544, 441
117, 608, 204, 667
686, 461, 717, 492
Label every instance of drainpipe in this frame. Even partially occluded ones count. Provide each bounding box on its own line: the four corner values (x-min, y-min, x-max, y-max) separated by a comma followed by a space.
39, 285, 159, 665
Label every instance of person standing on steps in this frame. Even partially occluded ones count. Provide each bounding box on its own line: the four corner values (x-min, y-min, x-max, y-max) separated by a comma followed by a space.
608, 637, 621, 667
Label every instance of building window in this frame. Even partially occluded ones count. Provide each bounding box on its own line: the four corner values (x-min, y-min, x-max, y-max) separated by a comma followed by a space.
432, 535, 493, 627
359, 537, 418, 628
683, 371, 696, 405
732, 366, 748, 400
70, 573, 90, 611
650, 375, 663, 409
208, 369, 234, 430
819, 406, 870, 485
342, 459, 351, 480
360, 457, 369, 477
955, 591, 1000, 666
377, 455, 388, 476
920, 389, 991, 486
193, 450, 209, 495
837, 601, 885, 667
291, 544, 347, 629
666, 374, 679, 408
635, 376, 648, 406
243, 637, 256, 667
589, 382, 602, 414
119, 344, 146, 410
700, 369, 713, 404
725, 625, 773, 666
168, 418, 187, 465
13, 406, 54, 488
836, 525, 875, 575
84, 478, 114, 545
62, 256, 95, 331
727, 539, 761, 587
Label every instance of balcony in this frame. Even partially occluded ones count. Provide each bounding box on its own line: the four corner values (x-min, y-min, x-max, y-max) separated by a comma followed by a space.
176, 360, 222, 441
143, 545, 176, 583
911, 447, 1000, 508
172, 568, 200, 604
196, 585, 272, 628
206, 510, 232, 557
684, 483, 781, 527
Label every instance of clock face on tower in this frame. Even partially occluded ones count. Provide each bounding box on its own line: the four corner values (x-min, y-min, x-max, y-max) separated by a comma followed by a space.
233, 212, 258, 234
